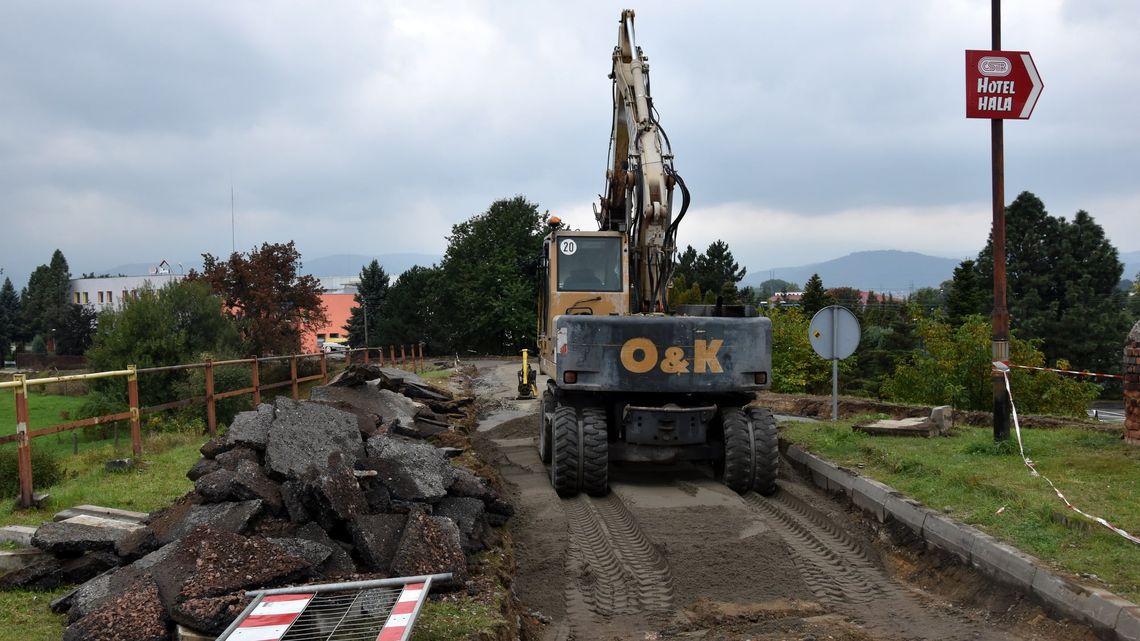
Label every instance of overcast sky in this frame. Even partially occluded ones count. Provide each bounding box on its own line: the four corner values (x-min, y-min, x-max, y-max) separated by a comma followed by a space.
2, 1, 1138, 289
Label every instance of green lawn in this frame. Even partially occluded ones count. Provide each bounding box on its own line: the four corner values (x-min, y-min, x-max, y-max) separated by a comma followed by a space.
780, 418, 1140, 602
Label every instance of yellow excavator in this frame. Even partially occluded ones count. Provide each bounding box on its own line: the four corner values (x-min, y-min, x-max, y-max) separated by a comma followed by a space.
531, 10, 778, 498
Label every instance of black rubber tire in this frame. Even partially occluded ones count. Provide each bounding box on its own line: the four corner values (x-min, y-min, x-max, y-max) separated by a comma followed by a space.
579, 407, 609, 497
747, 406, 780, 496
551, 405, 581, 497
720, 407, 753, 494
538, 390, 554, 464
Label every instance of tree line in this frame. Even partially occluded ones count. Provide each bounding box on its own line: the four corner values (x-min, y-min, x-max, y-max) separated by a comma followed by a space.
3, 190, 1136, 419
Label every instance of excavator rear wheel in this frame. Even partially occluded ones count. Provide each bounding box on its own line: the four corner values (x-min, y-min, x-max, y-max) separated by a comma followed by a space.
720, 406, 780, 495
538, 390, 554, 464
551, 405, 581, 497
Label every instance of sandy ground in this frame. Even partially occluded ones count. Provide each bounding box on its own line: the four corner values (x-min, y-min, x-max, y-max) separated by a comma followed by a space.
469, 359, 1100, 641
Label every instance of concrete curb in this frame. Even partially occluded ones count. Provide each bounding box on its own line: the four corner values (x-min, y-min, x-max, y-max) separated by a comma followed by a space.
781, 441, 1140, 641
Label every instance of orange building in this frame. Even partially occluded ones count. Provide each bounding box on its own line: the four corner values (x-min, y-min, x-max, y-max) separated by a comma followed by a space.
305, 293, 357, 352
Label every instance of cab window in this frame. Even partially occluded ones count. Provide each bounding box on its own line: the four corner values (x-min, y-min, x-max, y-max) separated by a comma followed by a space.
556, 236, 622, 292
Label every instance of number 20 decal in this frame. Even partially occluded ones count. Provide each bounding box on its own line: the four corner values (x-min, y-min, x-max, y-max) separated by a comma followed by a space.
559, 239, 577, 256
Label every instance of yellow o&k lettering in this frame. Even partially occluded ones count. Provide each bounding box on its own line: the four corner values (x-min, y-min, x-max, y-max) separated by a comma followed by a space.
620, 337, 658, 373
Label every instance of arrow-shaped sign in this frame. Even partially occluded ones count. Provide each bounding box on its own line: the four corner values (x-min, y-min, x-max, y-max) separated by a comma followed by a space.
965, 50, 1044, 120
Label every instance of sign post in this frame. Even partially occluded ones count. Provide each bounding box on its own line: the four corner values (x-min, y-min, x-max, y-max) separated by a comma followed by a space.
965, 1, 1042, 441
808, 306, 860, 421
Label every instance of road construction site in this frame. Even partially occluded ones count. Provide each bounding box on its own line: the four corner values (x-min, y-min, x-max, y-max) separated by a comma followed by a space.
468, 359, 1129, 641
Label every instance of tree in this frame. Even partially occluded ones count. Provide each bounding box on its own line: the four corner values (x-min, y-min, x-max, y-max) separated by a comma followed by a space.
944, 259, 987, 326
908, 287, 944, 317
0, 278, 18, 363
376, 266, 443, 348
674, 246, 698, 288
883, 314, 1099, 415
764, 306, 848, 394
433, 196, 547, 354
53, 304, 97, 356
976, 192, 1130, 372
187, 241, 328, 356
828, 287, 863, 311
758, 278, 798, 300
345, 260, 390, 348
693, 240, 746, 300
19, 249, 72, 346
85, 281, 241, 408
799, 273, 833, 317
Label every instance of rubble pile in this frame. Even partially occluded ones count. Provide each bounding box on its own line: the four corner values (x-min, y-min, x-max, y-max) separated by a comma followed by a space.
2, 365, 508, 641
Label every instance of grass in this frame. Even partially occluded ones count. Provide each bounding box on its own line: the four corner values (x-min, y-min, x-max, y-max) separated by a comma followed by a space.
412, 600, 503, 641
780, 417, 1140, 602
0, 388, 88, 435
0, 588, 72, 641
0, 429, 203, 526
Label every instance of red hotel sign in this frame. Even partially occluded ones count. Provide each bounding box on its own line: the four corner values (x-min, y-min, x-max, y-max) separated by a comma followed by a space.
965, 50, 1043, 119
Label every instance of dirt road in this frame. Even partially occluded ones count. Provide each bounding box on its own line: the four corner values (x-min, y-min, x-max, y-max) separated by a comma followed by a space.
468, 360, 1098, 641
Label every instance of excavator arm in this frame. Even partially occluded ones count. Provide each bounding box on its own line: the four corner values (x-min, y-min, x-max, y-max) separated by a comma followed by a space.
595, 9, 690, 313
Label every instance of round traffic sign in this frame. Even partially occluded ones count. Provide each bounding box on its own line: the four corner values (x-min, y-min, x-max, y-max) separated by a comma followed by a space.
808, 305, 860, 360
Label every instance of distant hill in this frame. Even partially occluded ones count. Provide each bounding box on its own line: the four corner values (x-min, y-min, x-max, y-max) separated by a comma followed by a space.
1122, 250, 1140, 281
743, 250, 964, 293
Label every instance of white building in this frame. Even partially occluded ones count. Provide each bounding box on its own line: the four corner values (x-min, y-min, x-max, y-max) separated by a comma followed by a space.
69, 261, 183, 312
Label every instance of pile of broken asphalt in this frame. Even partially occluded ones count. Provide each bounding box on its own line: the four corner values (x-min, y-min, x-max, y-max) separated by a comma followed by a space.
1, 364, 513, 641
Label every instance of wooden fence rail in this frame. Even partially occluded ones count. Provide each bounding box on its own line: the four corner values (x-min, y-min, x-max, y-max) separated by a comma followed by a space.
1, 344, 427, 509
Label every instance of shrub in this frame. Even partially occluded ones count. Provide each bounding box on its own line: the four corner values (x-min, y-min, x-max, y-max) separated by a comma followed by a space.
0, 447, 65, 498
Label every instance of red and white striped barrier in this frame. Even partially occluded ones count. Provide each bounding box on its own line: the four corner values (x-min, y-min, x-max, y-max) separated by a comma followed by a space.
377, 582, 426, 641
1006, 362, 1123, 381
995, 362, 1139, 546
227, 593, 314, 641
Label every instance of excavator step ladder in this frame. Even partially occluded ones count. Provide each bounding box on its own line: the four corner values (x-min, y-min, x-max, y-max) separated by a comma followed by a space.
216, 573, 451, 641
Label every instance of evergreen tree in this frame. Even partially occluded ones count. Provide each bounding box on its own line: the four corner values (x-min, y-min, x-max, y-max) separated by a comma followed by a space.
945, 259, 987, 326
674, 246, 698, 288
345, 260, 390, 348
377, 266, 442, 348
976, 192, 1130, 371
0, 278, 18, 362
799, 273, 833, 317
693, 240, 746, 297
19, 249, 73, 345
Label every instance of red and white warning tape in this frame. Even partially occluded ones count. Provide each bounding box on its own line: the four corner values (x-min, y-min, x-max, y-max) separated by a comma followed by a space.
995, 362, 1140, 546
1007, 363, 1123, 381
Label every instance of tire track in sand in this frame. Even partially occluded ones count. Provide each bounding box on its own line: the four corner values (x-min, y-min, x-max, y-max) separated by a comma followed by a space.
563, 493, 675, 620
745, 483, 993, 641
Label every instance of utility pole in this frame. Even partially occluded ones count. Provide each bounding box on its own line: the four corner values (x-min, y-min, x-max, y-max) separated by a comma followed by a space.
990, 0, 1011, 441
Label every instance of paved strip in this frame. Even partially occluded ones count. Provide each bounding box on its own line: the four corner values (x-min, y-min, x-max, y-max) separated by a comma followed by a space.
782, 442, 1140, 641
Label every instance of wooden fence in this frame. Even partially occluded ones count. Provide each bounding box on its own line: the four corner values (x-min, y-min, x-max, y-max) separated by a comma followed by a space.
1, 345, 427, 508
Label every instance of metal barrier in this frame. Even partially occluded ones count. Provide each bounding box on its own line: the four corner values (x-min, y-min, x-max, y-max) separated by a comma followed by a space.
216, 573, 451, 641
344, 344, 425, 373
0, 352, 329, 509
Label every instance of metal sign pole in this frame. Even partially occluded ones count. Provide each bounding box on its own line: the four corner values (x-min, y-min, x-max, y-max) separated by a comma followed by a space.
990, 0, 1011, 442
831, 307, 839, 421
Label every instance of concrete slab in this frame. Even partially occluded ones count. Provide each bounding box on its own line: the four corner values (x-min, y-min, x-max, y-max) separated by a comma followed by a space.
1116, 606, 1140, 641
969, 538, 1039, 592
1031, 570, 1088, 622
0, 548, 46, 574
881, 493, 929, 535
53, 504, 148, 524
0, 525, 37, 546
61, 514, 145, 532
850, 477, 893, 523
1084, 587, 1133, 634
